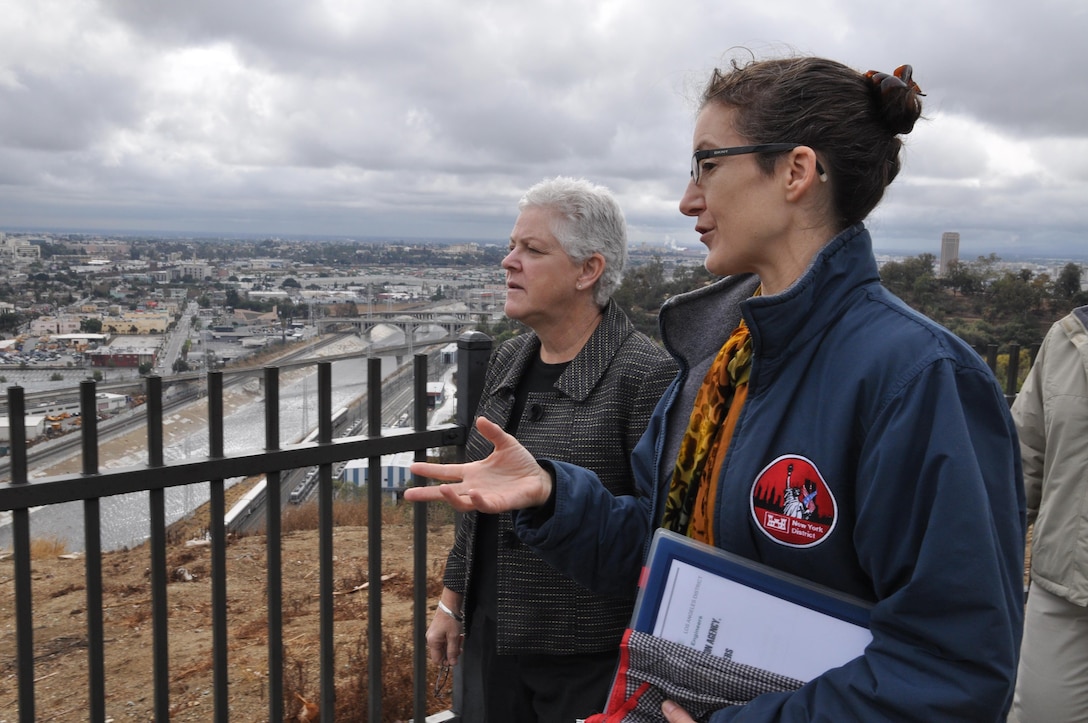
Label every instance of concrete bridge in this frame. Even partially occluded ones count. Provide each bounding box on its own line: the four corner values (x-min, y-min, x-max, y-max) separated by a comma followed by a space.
313, 309, 481, 340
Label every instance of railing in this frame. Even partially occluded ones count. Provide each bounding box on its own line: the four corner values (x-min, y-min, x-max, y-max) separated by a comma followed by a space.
0, 331, 493, 723
976, 342, 1037, 405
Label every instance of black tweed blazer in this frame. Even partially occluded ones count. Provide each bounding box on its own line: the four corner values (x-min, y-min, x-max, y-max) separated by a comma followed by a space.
443, 299, 676, 655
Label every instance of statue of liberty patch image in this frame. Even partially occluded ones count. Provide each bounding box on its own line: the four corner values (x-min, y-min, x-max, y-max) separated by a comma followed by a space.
750, 455, 836, 547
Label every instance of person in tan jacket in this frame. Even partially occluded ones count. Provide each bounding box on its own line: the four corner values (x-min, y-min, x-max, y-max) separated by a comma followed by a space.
1009, 304, 1088, 723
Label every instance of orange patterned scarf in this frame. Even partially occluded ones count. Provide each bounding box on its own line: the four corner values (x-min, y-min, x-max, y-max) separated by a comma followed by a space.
661, 312, 754, 544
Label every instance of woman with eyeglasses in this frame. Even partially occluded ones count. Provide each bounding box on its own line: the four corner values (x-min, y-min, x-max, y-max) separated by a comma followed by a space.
425, 176, 677, 722
408, 56, 1024, 722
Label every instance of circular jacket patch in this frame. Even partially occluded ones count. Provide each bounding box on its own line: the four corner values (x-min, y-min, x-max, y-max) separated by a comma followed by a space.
750, 454, 836, 547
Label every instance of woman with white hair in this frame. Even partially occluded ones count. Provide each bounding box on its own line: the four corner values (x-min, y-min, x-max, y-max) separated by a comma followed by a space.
426, 176, 676, 722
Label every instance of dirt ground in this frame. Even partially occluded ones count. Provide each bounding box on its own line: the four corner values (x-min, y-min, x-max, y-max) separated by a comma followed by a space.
0, 510, 456, 722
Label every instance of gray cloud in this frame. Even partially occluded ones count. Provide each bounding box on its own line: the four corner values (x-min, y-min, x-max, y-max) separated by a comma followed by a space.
0, 0, 1084, 258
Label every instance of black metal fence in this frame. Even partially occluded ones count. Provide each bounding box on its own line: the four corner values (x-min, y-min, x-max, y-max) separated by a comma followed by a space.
0, 331, 493, 723
977, 342, 1035, 405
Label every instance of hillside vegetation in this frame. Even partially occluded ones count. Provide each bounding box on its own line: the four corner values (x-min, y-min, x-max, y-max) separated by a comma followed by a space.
611, 253, 1086, 393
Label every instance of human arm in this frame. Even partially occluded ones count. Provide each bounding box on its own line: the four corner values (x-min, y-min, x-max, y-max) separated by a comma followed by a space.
407, 396, 663, 597
500, 337, 675, 596
510, 406, 662, 597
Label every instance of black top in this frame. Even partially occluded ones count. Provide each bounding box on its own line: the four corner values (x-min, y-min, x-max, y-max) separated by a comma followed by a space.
472, 354, 569, 616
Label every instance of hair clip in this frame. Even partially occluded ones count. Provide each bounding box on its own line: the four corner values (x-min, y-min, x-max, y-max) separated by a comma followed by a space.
864, 64, 925, 97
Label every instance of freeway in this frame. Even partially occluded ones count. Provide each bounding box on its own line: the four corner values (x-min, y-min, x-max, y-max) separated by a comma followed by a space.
222, 342, 450, 537
0, 331, 363, 482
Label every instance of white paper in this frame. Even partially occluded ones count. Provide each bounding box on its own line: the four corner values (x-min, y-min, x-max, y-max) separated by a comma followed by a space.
652, 559, 872, 682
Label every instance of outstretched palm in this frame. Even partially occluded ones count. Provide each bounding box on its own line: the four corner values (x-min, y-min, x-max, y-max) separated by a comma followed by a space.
405, 416, 554, 513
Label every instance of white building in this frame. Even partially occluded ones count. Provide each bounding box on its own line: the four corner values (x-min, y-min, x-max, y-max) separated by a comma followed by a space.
30, 315, 85, 336
0, 234, 41, 264
0, 415, 48, 443
340, 451, 414, 500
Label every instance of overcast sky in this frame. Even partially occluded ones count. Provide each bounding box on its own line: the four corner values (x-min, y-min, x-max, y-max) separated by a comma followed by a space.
1, 1, 1086, 259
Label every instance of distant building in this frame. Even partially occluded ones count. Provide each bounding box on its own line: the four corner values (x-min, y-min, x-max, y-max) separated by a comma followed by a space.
101, 310, 172, 335
88, 337, 160, 368
465, 286, 505, 311
939, 232, 960, 277
0, 233, 41, 264
0, 415, 47, 444
341, 451, 414, 501
29, 315, 84, 336
426, 381, 445, 408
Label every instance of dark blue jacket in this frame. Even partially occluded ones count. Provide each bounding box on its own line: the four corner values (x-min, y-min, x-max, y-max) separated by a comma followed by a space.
515, 225, 1025, 721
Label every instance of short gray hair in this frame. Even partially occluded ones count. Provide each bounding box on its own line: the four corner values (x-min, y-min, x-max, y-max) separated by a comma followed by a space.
519, 176, 628, 306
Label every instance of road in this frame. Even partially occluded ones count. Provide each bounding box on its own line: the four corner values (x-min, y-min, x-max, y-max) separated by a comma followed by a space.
225, 344, 452, 536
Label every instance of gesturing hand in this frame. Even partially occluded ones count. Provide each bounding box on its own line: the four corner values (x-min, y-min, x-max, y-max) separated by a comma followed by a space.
404, 416, 554, 513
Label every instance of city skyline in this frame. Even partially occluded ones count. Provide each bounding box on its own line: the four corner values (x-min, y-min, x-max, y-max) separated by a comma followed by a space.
4, 226, 1087, 268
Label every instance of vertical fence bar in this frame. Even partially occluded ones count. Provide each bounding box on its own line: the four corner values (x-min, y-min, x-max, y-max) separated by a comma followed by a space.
264, 366, 285, 723
8, 386, 35, 723
412, 353, 429, 722
366, 357, 383, 722
1005, 343, 1021, 404
448, 331, 492, 716
317, 362, 335, 722
986, 344, 999, 375
207, 371, 229, 723
80, 380, 107, 723
145, 375, 170, 722
456, 331, 491, 436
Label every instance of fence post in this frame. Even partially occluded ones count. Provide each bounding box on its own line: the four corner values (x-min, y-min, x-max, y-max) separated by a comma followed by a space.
413, 354, 430, 723
1004, 343, 1020, 401
442, 331, 491, 717
367, 357, 384, 723
456, 331, 492, 431
1029, 343, 1041, 366
80, 379, 107, 723
8, 385, 35, 723
986, 344, 999, 375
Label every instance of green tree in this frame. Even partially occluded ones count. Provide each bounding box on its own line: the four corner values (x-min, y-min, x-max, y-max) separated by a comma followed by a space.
80, 317, 103, 334
989, 271, 1042, 320
943, 260, 985, 296
880, 253, 937, 310
0, 312, 22, 334
612, 257, 669, 338
1053, 262, 1083, 300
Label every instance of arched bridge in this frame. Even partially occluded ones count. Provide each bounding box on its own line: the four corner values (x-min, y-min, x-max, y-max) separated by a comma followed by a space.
314, 310, 482, 340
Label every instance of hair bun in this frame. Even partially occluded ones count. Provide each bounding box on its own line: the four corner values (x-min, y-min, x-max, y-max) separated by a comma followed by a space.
864, 64, 924, 134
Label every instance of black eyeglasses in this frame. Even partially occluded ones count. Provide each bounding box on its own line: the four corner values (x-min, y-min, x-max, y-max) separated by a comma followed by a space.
690, 144, 828, 185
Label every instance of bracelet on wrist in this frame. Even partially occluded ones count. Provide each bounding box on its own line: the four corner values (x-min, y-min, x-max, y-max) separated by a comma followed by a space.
437, 599, 463, 623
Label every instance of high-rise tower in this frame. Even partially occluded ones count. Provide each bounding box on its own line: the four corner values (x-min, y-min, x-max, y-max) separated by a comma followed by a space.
939, 232, 960, 277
